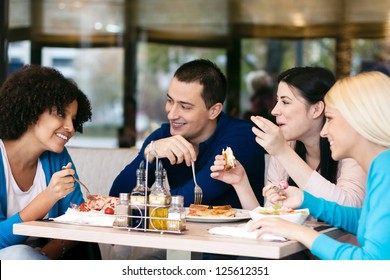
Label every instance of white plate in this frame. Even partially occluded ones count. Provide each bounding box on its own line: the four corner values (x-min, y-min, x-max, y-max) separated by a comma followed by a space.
185, 208, 250, 223
249, 206, 310, 225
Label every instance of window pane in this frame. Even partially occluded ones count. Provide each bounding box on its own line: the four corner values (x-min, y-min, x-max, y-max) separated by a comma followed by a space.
41, 0, 124, 35
352, 38, 390, 75
9, 0, 31, 28
8, 41, 31, 74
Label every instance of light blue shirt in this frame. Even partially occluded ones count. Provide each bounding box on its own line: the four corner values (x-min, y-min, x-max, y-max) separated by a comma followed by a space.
302, 149, 390, 259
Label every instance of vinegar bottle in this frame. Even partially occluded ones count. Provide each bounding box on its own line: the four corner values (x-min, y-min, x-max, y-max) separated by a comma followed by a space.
130, 161, 147, 228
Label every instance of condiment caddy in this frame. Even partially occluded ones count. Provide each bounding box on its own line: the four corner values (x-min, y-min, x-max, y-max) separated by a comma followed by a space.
113, 151, 186, 234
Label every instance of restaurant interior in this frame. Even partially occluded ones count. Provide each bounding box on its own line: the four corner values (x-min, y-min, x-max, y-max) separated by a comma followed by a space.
2, 0, 390, 263
2, 0, 390, 148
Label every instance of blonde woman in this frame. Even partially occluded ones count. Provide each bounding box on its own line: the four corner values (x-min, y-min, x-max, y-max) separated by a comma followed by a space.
253, 71, 390, 259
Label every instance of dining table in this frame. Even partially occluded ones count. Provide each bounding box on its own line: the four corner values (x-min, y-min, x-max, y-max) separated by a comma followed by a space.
13, 218, 345, 260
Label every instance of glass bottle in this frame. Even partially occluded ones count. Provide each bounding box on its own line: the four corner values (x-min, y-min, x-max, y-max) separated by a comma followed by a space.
163, 168, 170, 192
167, 195, 186, 231
130, 161, 147, 228
148, 160, 171, 230
113, 192, 130, 227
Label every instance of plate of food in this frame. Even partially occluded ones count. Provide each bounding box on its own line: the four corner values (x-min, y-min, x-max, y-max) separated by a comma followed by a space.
51, 195, 120, 227
249, 205, 310, 225
185, 204, 250, 223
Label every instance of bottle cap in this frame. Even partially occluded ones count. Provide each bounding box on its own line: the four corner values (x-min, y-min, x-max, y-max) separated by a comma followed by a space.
119, 193, 130, 201
136, 160, 146, 177
171, 195, 184, 205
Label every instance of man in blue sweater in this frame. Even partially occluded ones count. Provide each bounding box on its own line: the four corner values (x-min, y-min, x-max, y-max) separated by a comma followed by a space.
110, 59, 265, 208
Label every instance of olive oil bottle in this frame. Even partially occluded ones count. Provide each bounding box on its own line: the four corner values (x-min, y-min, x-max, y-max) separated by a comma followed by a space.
148, 160, 171, 230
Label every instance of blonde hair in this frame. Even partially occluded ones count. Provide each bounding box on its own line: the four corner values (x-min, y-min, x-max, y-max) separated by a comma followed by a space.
325, 71, 390, 148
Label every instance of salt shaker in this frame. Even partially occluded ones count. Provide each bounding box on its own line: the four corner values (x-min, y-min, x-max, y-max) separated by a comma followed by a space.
113, 192, 130, 227
167, 195, 186, 231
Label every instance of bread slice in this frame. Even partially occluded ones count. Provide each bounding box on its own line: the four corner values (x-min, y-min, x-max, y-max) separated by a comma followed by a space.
222, 147, 236, 171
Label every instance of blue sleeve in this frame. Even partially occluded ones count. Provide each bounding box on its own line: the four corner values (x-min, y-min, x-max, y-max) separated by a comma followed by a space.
0, 212, 26, 249
0, 148, 84, 249
41, 148, 84, 218
306, 150, 390, 259
1, 151, 29, 248
109, 131, 160, 197
301, 191, 361, 233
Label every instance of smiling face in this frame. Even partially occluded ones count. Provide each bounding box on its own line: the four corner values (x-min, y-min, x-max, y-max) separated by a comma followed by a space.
271, 82, 323, 142
165, 77, 219, 145
30, 100, 78, 153
321, 106, 361, 161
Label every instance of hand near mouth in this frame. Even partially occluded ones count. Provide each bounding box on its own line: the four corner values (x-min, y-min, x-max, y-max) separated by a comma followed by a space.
250, 115, 289, 156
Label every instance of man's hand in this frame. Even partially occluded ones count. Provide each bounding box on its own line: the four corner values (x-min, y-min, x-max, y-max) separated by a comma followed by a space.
144, 135, 196, 166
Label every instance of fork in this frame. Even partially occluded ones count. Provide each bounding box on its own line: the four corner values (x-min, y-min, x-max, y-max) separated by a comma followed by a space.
72, 175, 96, 201
191, 161, 203, 204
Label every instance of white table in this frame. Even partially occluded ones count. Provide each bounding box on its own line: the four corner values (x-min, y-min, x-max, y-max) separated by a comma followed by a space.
13, 220, 344, 260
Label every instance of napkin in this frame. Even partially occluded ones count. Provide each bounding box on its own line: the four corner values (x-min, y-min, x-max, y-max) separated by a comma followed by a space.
208, 220, 287, 242
51, 208, 115, 227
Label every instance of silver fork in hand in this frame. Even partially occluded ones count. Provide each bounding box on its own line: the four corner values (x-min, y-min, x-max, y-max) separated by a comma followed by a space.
191, 161, 203, 204
62, 166, 96, 200
72, 175, 96, 201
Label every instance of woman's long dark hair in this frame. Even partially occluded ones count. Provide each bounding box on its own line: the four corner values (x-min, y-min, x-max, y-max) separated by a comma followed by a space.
277, 67, 338, 185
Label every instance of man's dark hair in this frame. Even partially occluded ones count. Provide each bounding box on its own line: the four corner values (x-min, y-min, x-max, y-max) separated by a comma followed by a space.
0, 64, 92, 139
173, 59, 227, 109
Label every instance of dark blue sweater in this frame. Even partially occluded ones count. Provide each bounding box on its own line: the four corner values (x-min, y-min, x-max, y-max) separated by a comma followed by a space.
110, 112, 265, 208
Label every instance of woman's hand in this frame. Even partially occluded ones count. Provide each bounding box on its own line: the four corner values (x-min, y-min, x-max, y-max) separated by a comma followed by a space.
210, 155, 246, 186
211, 154, 260, 210
250, 217, 320, 249
46, 162, 75, 200
251, 115, 290, 156
250, 217, 303, 240
20, 162, 76, 222
263, 185, 304, 209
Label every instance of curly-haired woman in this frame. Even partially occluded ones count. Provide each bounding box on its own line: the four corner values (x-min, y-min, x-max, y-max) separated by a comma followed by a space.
0, 65, 92, 259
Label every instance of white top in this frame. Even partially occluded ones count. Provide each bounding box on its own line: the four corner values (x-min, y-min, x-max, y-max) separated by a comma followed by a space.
0, 140, 47, 218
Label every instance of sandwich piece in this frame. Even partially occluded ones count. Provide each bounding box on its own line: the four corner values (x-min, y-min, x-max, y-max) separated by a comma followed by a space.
222, 147, 236, 171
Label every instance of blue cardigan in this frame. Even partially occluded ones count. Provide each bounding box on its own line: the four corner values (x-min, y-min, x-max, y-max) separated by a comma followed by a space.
303, 149, 390, 259
0, 147, 83, 249
110, 112, 265, 208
